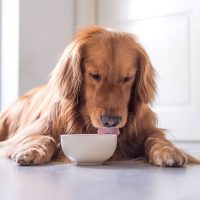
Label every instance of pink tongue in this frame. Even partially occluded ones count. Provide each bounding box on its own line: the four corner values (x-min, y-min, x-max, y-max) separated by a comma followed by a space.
98, 128, 120, 135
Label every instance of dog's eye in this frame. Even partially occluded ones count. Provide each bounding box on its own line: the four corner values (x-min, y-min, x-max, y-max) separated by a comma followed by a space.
123, 77, 131, 83
89, 73, 101, 81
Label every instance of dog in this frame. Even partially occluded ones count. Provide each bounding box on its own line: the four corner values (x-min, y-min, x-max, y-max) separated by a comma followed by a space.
0, 26, 198, 166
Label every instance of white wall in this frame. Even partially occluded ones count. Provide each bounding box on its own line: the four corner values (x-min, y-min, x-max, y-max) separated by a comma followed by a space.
19, 0, 75, 94
0, 0, 1, 108
0, 0, 19, 110
75, 0, 96, 28
0, 0, 75, 110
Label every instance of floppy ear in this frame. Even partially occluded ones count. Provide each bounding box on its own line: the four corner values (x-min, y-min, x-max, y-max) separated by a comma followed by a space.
50, 26, 106, 102
50, 39, 83, 101
133, 44, 157, 104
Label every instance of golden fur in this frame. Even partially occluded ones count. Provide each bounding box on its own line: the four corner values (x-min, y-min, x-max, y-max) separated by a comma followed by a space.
0, 26, 199, 166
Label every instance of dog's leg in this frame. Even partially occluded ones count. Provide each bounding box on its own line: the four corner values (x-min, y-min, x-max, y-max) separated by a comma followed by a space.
0, 118, 57, 165
145, 130, 187, 167
10, 135, 57, 165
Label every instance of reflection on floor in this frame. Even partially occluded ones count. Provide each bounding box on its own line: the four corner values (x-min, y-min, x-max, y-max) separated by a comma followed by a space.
0, 142, 200, 200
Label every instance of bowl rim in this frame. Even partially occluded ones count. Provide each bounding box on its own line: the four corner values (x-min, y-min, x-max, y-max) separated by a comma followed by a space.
61, 134, 117, 137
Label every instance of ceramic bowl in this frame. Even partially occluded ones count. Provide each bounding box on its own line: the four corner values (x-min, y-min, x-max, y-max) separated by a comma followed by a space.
60, 134, 117, 165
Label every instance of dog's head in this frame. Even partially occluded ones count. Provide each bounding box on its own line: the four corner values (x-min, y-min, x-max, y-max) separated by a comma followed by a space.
51, 27, 156, 133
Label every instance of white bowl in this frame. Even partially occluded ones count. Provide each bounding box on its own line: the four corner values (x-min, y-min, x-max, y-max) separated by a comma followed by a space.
60, 134, 117, 165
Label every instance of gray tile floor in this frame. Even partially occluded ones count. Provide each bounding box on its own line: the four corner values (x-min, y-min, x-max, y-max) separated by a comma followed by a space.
0, 142, 200, 200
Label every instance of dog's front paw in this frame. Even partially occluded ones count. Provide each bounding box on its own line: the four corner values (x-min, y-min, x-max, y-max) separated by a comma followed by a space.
11, 148, 49, 165
149, 145, 187, 167
10, 136, 56, 165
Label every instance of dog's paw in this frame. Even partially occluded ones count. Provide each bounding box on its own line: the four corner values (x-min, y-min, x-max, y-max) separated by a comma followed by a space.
149, 146, 187, 167
11, 147, 49, 165
10, 136, 56, 165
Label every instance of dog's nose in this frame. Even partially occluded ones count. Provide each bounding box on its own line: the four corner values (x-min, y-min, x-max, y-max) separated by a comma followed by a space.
101, 115, 121, 127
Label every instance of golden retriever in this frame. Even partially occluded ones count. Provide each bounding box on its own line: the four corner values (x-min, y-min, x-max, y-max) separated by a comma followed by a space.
0, 26, 199, 166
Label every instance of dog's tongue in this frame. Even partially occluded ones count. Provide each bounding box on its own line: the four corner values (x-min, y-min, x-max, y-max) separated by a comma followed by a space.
98, 128, 120, 135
